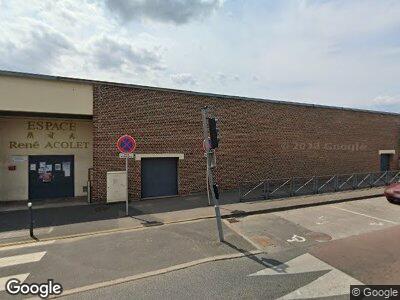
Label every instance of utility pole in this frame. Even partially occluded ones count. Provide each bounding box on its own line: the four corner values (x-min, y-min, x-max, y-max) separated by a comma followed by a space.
201, 106, 224, 242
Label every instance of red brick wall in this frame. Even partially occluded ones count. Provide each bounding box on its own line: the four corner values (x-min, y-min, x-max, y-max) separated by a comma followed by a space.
92, 84, 400, 202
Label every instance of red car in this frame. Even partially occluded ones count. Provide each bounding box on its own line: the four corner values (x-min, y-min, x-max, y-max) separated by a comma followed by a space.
384, 183, 400, 203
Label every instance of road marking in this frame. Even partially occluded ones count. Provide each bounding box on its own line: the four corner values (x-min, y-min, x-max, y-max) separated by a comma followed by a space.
0, 251, 46, 268
331, 206, 398, 224
249, 253, 363, 299
0, 240, 55, 252
44, 250, 263, 299
316, 216, 326, 225
249, 253, 329, 276
0, 273, 30, 292
369, 221, 384, 226
279, 268, 363, 299
286, 235, 306, 243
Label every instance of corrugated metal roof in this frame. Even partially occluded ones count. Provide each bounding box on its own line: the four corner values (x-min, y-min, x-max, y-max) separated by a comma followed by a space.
0, 69, 399, 117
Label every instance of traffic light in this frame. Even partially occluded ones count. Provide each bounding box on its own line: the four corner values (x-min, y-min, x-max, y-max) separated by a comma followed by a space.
213, 183, 220, 200
208, 117, 219, 149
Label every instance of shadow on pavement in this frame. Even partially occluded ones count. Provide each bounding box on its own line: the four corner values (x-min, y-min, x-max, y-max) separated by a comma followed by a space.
0, 190, 239, 232
221, 240, 279, 269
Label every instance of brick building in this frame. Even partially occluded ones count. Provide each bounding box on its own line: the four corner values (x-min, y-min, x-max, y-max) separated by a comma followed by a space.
1, 70, 399, 203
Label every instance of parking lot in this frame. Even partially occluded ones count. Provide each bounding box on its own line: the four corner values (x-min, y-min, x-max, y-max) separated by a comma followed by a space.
224, 196, 400, 251
222, 196, 400, 292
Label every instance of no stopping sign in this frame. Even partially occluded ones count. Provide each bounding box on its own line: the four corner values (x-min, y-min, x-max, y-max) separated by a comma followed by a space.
116, 135, 137, 153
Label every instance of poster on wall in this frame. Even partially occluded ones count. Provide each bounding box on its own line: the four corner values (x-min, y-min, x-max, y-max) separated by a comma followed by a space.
40, 173, 52, 183
45, 164, 52, 172
40, 162, 46, 168
11, 156, 28, 163
63, 162, 71, 177
38, 167, 45, 174
55, 164, 61, 171
30, 164, 36, 171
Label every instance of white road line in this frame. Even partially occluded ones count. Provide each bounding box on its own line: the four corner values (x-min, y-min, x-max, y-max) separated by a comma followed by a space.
331, 206, 398, 225
249, 253, 363, 299
249, 253, 329, 276
0, 240, 55, 252
0, 273, 30, 292
0, 252, 46, 268
279, 268, 363, 299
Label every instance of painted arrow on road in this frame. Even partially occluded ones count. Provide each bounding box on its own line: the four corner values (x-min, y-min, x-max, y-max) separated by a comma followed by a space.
249, 253, 363, 299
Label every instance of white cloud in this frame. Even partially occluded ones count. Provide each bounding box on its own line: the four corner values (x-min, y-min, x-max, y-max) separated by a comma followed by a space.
0, 18, 75, 73
1, 0, 400, 112
373, 95, 400, 105
369, 95, 400, 112
88, 36, 165, 73
0, 0, 168, 85
216, 73, 227, 84
105, 0, 224, 24
171, 73, 197, 85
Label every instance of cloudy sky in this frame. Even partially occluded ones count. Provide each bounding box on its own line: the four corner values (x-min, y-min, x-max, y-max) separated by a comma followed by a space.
0, 0, 399, 112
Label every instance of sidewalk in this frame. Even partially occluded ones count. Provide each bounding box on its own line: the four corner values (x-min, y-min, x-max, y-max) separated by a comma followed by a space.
0, 187, 384, 247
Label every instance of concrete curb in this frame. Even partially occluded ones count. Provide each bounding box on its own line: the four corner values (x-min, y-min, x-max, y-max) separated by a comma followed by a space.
42, 250, 263, 299
223, 193, 384, 219
0, 189, 384, 248
0, 217, 214, 249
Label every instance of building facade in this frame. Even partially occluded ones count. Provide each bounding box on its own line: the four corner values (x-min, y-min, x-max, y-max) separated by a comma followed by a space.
0, 73, 93, 202
1, 71, 399, 203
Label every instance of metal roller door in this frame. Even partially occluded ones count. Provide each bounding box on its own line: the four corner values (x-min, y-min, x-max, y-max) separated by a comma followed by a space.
141, 157, 178, 198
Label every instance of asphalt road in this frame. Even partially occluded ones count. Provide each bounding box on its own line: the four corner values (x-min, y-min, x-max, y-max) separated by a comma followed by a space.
0, 196, 399, 299
0, 219, 256, 300
62, 251, 348, 300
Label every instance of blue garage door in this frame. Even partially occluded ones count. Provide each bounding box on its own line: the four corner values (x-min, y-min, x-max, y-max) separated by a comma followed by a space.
141, 158, 178, 198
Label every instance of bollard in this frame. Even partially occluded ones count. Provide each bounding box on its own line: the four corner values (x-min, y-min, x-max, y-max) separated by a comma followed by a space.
28, 202, 34, 238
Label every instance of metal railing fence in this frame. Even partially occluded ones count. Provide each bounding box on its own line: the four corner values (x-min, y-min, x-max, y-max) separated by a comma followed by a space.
238, 170, 400, 202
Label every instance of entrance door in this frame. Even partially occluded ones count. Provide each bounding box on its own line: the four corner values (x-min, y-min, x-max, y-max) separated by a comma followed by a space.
28, 155, 74, 200
380, 154, 391, 172
141, 158, 178, 198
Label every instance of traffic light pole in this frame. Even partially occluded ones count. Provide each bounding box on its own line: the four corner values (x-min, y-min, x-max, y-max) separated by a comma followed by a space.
201, 107, 224, 242
206, 164, 211, 206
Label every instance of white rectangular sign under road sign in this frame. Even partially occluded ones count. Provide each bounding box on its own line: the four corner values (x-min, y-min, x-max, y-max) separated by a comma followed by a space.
119, 153, 135, 159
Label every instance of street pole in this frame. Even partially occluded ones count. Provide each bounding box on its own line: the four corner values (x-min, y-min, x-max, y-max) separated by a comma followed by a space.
126, 156, 129, 216
117, 134, 136, 217
206, 159, 211, 206
28, 202, 34, 238
201, 107, 224, 242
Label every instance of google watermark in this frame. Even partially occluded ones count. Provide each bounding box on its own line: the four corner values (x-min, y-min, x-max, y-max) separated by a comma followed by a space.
282, 142, 367, 152
5, 278, 63, 299
351, 285, 400, 299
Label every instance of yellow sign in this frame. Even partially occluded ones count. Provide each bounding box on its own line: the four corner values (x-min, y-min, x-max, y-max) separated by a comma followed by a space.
27, 121, 76, 131
8, 120, 89, 150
